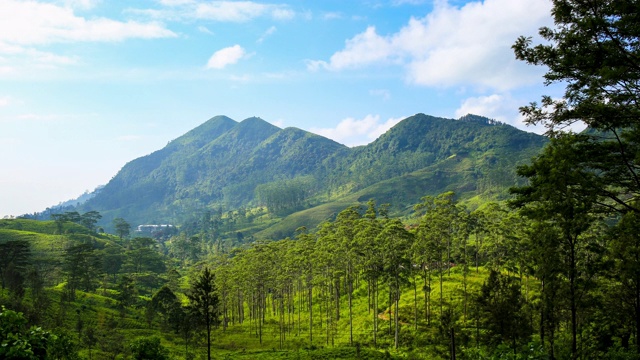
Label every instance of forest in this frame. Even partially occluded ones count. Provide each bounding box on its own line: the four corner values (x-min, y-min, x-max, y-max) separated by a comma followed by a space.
2, 0, 640, 359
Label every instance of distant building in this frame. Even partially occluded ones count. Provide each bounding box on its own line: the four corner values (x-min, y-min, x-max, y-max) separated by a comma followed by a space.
135, 224, 175, 233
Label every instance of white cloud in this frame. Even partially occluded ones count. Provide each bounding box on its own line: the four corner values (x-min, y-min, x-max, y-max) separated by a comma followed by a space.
269, 119, 285, 127
198, 26, 214, 35
17, 113, 62, 122
392, 0, 428, 5
0, 66, 13, 74
0, 96, 10, 107
456, 93, 584, 134
311, 114, 404, 147
312, 0, 553, 90
322, 12, 343, 20
158, 0, 194, 6
0, 1, 176, 46
454, 93, 549, 133
144, 1, 294, 22
0, 0, 176, 69
257, 26, 277, 43
312, 26, 397, 71
369, 89, 391, 101
63, 0, 101, 10
229, 73, 252, 82
455, 94, 515, 122
207, 45, 246, 69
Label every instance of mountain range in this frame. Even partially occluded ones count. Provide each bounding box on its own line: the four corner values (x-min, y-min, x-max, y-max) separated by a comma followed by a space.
66, 113, 547, 238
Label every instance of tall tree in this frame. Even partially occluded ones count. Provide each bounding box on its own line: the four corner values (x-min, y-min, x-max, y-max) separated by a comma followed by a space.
356, 200, 385, 346
513, 0, 640, 215
63, 243, 102, 301
80, 211, 102, 232
188, 267, 220, 360
113, 218, 131, 240
511, 134, 601, 358
607, 211, 640, 354
473, 270, 532, 354
0, 240, 30, 300
414, 192, 464, 317
335, 205, 362, 345
377, 218, 412, 349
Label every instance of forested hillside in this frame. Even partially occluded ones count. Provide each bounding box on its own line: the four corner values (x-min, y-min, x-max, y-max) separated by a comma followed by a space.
65, 113, 546, 236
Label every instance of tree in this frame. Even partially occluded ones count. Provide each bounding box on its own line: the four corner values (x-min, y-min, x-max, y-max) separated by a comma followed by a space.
414, 192, 465, 318
0, 240, 30, 300
123, 237, 166, 274
511, 134, 602, 358
607, 211, 640, 354
113, 217, 131, 240
80, 211, 102, 232
513, 2, 640, 357
355, 200, 385, 346
149, 285, 182, 331
101, 245, 125, 281
116, 275, 137, 310
513, 0, 640, 215
63, 243, 102, 301
0, 306, 80, 360
473, 270, 532, 354
377, 218, 412, 349
188, 267, 220, 360
334, 205, 362, 345
129, 336, 170, 360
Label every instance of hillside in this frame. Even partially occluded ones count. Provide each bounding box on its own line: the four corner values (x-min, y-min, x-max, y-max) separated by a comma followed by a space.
71, 113, 546, 234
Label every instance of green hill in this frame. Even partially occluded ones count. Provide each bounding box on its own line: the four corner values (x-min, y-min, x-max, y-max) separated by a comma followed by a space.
62, 113, 546, 235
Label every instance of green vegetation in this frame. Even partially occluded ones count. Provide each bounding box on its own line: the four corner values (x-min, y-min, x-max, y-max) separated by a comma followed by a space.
33, 111, 546, 234
5, 1, 640, 359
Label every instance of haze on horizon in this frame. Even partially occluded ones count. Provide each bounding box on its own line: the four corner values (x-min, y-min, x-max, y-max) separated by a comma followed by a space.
0, 0, 559, 217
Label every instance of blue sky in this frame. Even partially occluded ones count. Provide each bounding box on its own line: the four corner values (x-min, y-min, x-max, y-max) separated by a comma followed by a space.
0, 0, 558, 217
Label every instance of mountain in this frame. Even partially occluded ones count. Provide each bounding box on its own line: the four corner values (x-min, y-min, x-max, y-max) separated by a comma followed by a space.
80, 116, 347, 227
76, 113, 547, 235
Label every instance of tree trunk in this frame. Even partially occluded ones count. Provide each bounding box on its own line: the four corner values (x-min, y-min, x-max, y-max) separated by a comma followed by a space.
309, 282, 313, 345
206, 320, 211, 360
569, 239, 577, 359
394, 273, 400, 349
413, 274, 418, 331
450, 327, 456, 360
373, 278, 377, 347
348, 264, 353, 345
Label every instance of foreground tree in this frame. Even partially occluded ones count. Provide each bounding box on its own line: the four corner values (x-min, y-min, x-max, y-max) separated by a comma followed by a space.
188, 267, 220, 360
511, 135, 601, 358
513, 0, 640, 215
0, 306, 80, 360
513, 1, 640, 357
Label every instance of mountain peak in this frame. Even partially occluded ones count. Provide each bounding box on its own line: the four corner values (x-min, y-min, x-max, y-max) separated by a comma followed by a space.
170, 115, 237, 148
240, 116, 278, 127
457, 113, 506, 126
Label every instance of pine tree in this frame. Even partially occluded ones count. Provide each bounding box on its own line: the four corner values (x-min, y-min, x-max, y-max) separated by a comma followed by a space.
187, 267, 219, 360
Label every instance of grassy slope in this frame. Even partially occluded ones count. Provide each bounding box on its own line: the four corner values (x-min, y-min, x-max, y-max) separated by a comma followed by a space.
257, 152, 518, 239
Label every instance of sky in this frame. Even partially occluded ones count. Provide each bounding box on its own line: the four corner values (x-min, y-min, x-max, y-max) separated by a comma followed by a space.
0, 0, 561, 217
